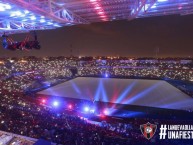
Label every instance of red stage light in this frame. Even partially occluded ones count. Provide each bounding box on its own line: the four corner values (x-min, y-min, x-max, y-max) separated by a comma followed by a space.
100, 15, 106, 18
99, 114, 106, 118
102, 18, 108, 21
42, 99, 46, 103
68, 104, 72, 109
103, 109, 109, 115
95, 6, 101, 10
98, 11, 104, 15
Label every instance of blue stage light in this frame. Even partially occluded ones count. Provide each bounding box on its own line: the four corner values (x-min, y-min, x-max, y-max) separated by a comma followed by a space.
47, 22, 53, 25
10, 13, 15, 17
20, 14, 26, 17
0, 3, 11, 11
54, 24, 61, 27
151, 4, 157, 9
40, 19, 46, 23
24, 10, 29, 14
30, 15, 36, 20
15, 11, 22, 16
53, 101, 59, 107
10, 11, 23, 17
84, 106, 90, 112
105, 74, 108, 78
0, 6, 5, 11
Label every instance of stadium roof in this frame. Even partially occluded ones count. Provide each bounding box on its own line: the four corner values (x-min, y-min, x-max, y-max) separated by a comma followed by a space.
0, 0, 193, 34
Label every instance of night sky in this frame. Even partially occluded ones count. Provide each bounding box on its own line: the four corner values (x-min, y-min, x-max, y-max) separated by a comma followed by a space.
1, 14, 193, 58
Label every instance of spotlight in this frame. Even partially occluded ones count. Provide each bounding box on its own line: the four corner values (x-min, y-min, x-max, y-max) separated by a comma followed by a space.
42, 99, 46, 103
53, 101, 59, 107
24, 10, 29, 14
98, 11, 104, 15
30, 15, 36, 20
84, 106, 90, 112
103, 109, 109, 115
15, 11, 22, 16
5, 4, 11, 10
68, 104, 72, 109
105, 74, 109, 78
0, 6, 5, 11
95, 6, 101, 10
100, 15, 106, 18
40, 19, 46, 23
47, 22, 53, 25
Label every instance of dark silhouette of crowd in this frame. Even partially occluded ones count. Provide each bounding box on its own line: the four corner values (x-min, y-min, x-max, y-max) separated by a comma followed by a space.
0, 91, 193, 145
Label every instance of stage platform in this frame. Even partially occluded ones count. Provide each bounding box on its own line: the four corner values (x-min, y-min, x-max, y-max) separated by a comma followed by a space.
37, 77, 193, 111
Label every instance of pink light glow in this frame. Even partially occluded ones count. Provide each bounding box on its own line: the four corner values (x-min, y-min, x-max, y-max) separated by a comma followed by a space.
100, 15, 106, 18
98, 11, 104, 14
42, 99, 46, 103
68, 104, 72, 109
90, 0, 107, 20
94, 4, 100, 7
103, 109, 109, 115
95, 6, 101, 10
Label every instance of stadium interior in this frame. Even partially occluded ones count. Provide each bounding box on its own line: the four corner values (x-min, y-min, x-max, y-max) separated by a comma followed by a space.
0, 0, 193, 145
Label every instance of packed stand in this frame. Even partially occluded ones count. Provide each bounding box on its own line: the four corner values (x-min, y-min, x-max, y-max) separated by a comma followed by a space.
1, 92, 192, 145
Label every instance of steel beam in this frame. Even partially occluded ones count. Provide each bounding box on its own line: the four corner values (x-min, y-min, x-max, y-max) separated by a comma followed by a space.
3, 0, 89, 24
129, 0, 157, 20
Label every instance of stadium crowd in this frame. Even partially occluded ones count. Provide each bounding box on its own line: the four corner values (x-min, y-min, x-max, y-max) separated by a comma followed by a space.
0, 56, 193, 144
0, 56, 193, 96
0, 91, 144, 145
0, 57, 193, 82
1, 91, 192, 145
